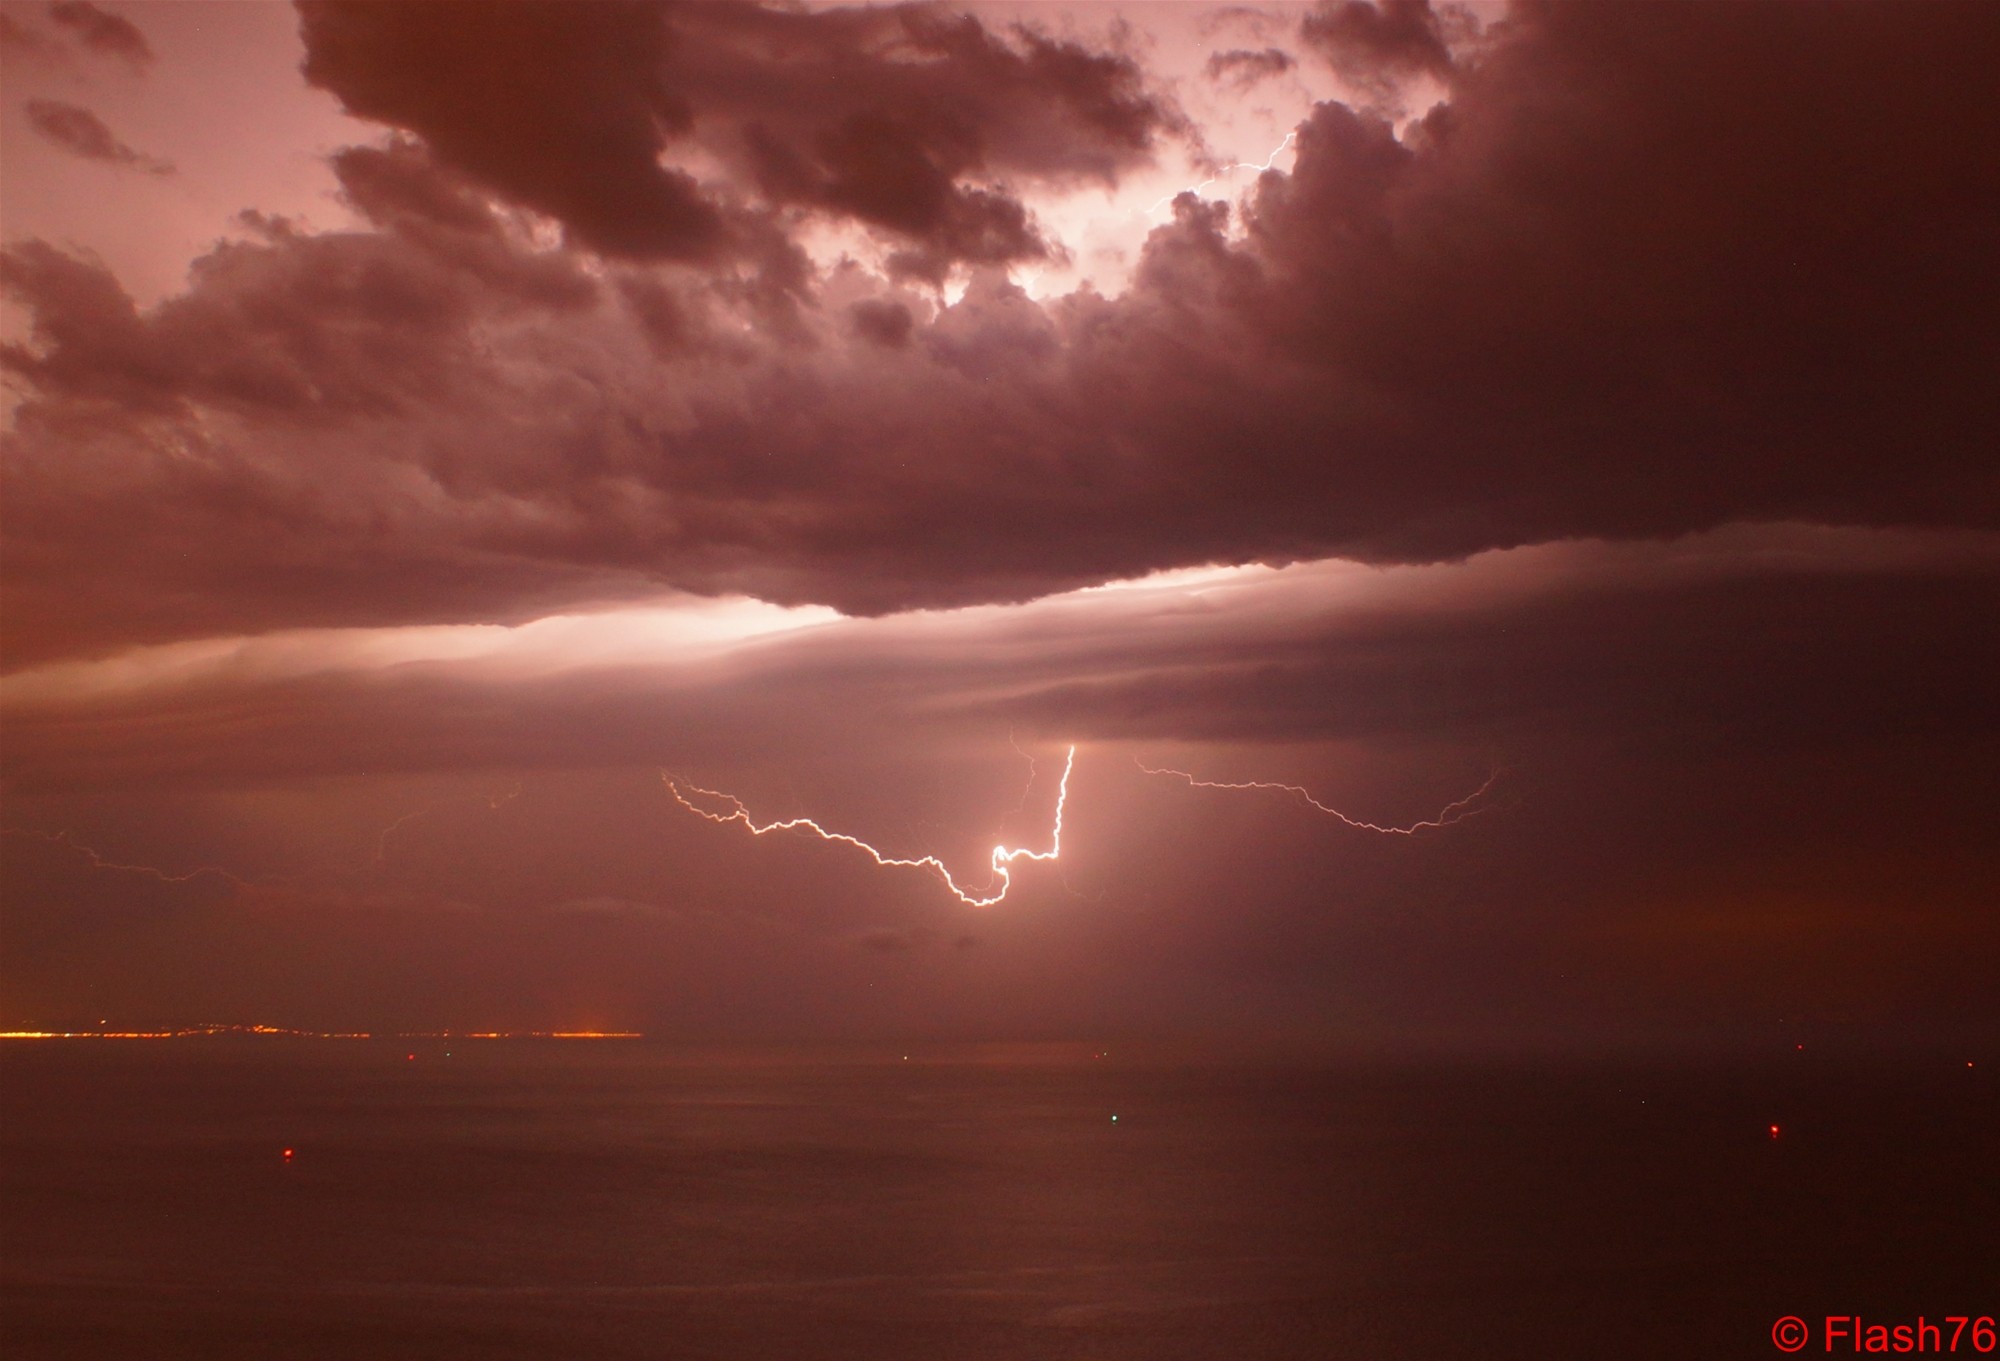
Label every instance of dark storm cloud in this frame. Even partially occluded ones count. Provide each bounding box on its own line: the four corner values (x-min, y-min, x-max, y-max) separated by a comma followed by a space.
1205, 47, 1296, 87
672, 3, 1178, 282
295, 0, 722, 262
3, 0, 1998, 662
0, 130, 605, 418
1300, 0, 1453, 92
848, 297, 915, 348
295, 0, 1181, 276
326, 141, 601, 307
45, 0, 151, 67
22, 98, 171, 172
0, 210, 555, 419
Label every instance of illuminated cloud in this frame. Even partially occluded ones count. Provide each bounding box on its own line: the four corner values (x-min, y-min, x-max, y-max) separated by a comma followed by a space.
3, 1, 1994, 667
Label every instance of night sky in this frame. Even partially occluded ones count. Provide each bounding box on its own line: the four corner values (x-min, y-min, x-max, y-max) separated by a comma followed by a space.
3, 0, 1995, 1052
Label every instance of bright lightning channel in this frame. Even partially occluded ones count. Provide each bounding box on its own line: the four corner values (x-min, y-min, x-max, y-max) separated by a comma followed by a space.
1148, 131, 1298, 215
664, 746, 1075, 908
1136, 760, 1501, 834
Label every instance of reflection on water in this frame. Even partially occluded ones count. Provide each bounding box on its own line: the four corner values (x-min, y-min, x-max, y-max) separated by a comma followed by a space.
3, 1043, 1993, 1359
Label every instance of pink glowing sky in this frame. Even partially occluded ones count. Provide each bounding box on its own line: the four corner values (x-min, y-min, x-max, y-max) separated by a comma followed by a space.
3, 1, 1995, 1049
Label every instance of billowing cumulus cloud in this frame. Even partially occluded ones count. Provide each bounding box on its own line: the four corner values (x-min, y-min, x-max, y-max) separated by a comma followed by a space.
3, 0, 1994, 667
1301, 0, 1454, 94
295, 0, 1182, 276
293, 0, 724, 262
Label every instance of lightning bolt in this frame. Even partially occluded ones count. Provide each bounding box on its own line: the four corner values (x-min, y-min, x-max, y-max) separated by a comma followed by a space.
1148, 131, 1297, 215
664, 746, 1075, 908
1006, 730, 1040, 814
372, 783, 522, 865
1136, 760, 1501, 834
0, 827, 248, 886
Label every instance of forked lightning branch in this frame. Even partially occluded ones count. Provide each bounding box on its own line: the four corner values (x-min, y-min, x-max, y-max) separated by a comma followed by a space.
665, 746, 1499, 907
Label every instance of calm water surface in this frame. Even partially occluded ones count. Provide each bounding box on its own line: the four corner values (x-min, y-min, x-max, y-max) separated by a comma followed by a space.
3, 1043, 1993, 1359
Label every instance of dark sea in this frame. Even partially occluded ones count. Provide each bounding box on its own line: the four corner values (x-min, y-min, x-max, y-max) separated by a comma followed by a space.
3, 1042, 1994, 1360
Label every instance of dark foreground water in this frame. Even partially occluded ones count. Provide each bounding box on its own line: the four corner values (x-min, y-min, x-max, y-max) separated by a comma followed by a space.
2, 1042, 1993, 1360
